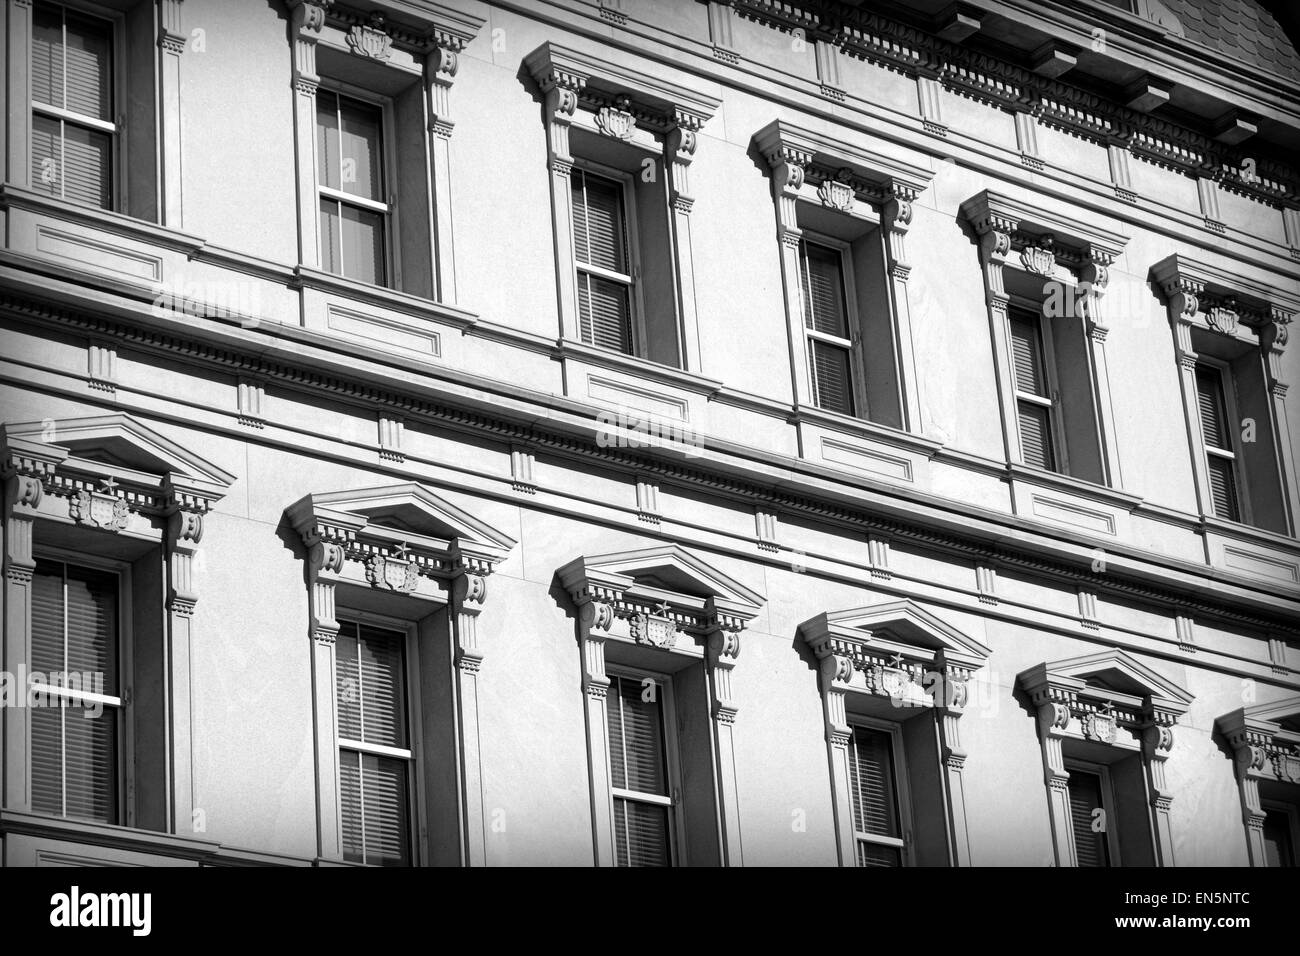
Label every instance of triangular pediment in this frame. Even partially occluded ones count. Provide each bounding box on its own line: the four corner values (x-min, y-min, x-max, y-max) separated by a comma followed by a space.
559, 545, 764, 612
1021, 650, 1193, 716
814, 599, 992, 662
290, 483, 516, 553
3, 413, 235, 491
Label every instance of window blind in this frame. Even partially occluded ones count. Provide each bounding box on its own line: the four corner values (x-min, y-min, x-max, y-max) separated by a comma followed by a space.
316, 91, 387, 285
1018, 403, 1055, 471
1067, 768, 1110, 867
809, 339, 854, 415
572, 171, 633, 353
799, 242, 849, 338
1195, 367, 1229, 449
1195, 367, 1242, 521
336, 621, 411, 866
1009, 313, 1047, 397
849, 726, 900, 840
30, 3, 113, 209
29, 559, 119, 824
606, 674, 672, 867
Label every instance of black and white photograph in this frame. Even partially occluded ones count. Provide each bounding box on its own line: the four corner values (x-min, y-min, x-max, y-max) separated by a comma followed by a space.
0, 0, 1296, 936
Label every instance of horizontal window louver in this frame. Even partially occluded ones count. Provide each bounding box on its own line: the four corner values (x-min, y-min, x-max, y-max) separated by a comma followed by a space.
1068, 769, 1110, 867
577, 273, 631, 353
800, 241, 849, 337
613, 797, 671, 867
1196, 367, 1229, 449
1206, 455, 1240, 522
1018, 402, 1055, 470
1009, 312, 1047, 397
572, 173, 627, 274
337, 621, 411, 866
810, 340, 854, 415
31, 3, 113, 210
29, 559, 119, 824
849, 726, 899, 839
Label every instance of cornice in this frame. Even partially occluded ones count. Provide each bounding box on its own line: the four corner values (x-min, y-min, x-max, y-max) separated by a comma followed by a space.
2, 284, 1299, 638
523, 40, 723, 132
751, 118, 935, 200
730, 0, 1299, 206
960, 188, 1130, 264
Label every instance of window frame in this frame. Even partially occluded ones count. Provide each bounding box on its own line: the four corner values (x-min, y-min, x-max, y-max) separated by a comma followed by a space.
333, 607, 427, 867
569, 158, 647, 359
1008, 296, 1069, 475
1194, 356, 1253, 526
846, 715, 913, 867
1260, 799, 1299, 868
314, 80, 400, 290
29, 544, 135, 829
29, 0, 126, 213
1063, 757, 1122, 867
798, 231, 867, 419
604, 663, 685, 867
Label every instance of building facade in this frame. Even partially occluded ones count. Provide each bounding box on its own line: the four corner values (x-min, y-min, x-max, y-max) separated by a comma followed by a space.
1, 0, 1298, 867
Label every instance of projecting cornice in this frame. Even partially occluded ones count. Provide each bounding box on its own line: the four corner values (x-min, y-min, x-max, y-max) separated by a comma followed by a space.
752, 119, 934, 202
524, 41, 722, 133
288, 0, 485, 54
960, 189, 1129, 267
727, 0, 1299, 206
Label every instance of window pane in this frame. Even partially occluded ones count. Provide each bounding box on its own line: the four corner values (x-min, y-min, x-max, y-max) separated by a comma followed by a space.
1068, 768, 1110, 867
578, 273, 632, 353
338, 97, 383, 201
63, 706, 117, 824
31, 114, 62, 200
32, 4, 63, 108
62, 122, 112, 209
1195, 366, 1230, 450
362, 753, 410, 866
1010, 312, 1048, 397
1018, 400, 1055, 470
340, 203, 385, 286
856, 841, 902, 867
614, 797, 670, 867
572, 172, 627, 273
63, 10, 112, 121
607, 675, 667, 796
64, 563, 117, 690
319, 198, 342, 276
339, 749, 363, 863
316, 91, 340, 191
849, 726, 899, 839
800, 242, 848, 337
1207, 455, 1241, 522
31, 559, 65, 675
357, 625, 406, 749
31, 704, 63, 816
335, 622, 362, 742
1263, 810, 1295, 868
810, 339, 854, 415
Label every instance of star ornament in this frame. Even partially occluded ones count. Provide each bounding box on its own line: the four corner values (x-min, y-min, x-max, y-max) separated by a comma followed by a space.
654, 600, 673, 617
391, 541, 410, 559
99, 476, 120, 493
889, 652, 905, 669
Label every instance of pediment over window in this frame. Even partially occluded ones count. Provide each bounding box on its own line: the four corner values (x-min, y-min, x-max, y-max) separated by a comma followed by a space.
1151, 253, 1295, 353
286, 482, 515, 580
1216, 695, 1300, 785
524, 41, 722, 134
558, 544, 763, 641
752, 119, 934, 205
1018, 649, 1193, 732
2, 413, 234, 518
960, 189, 1129, 272
799, 599, 990, 705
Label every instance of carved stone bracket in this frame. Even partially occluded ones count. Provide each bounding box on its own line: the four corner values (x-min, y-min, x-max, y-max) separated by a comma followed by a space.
1216, 698, 1300, 866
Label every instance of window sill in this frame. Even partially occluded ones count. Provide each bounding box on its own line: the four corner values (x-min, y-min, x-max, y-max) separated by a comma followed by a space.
557, 338, 723, 396
294, 265, 478, 331
0, 809, 311, 866
0, 184, 202, 254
